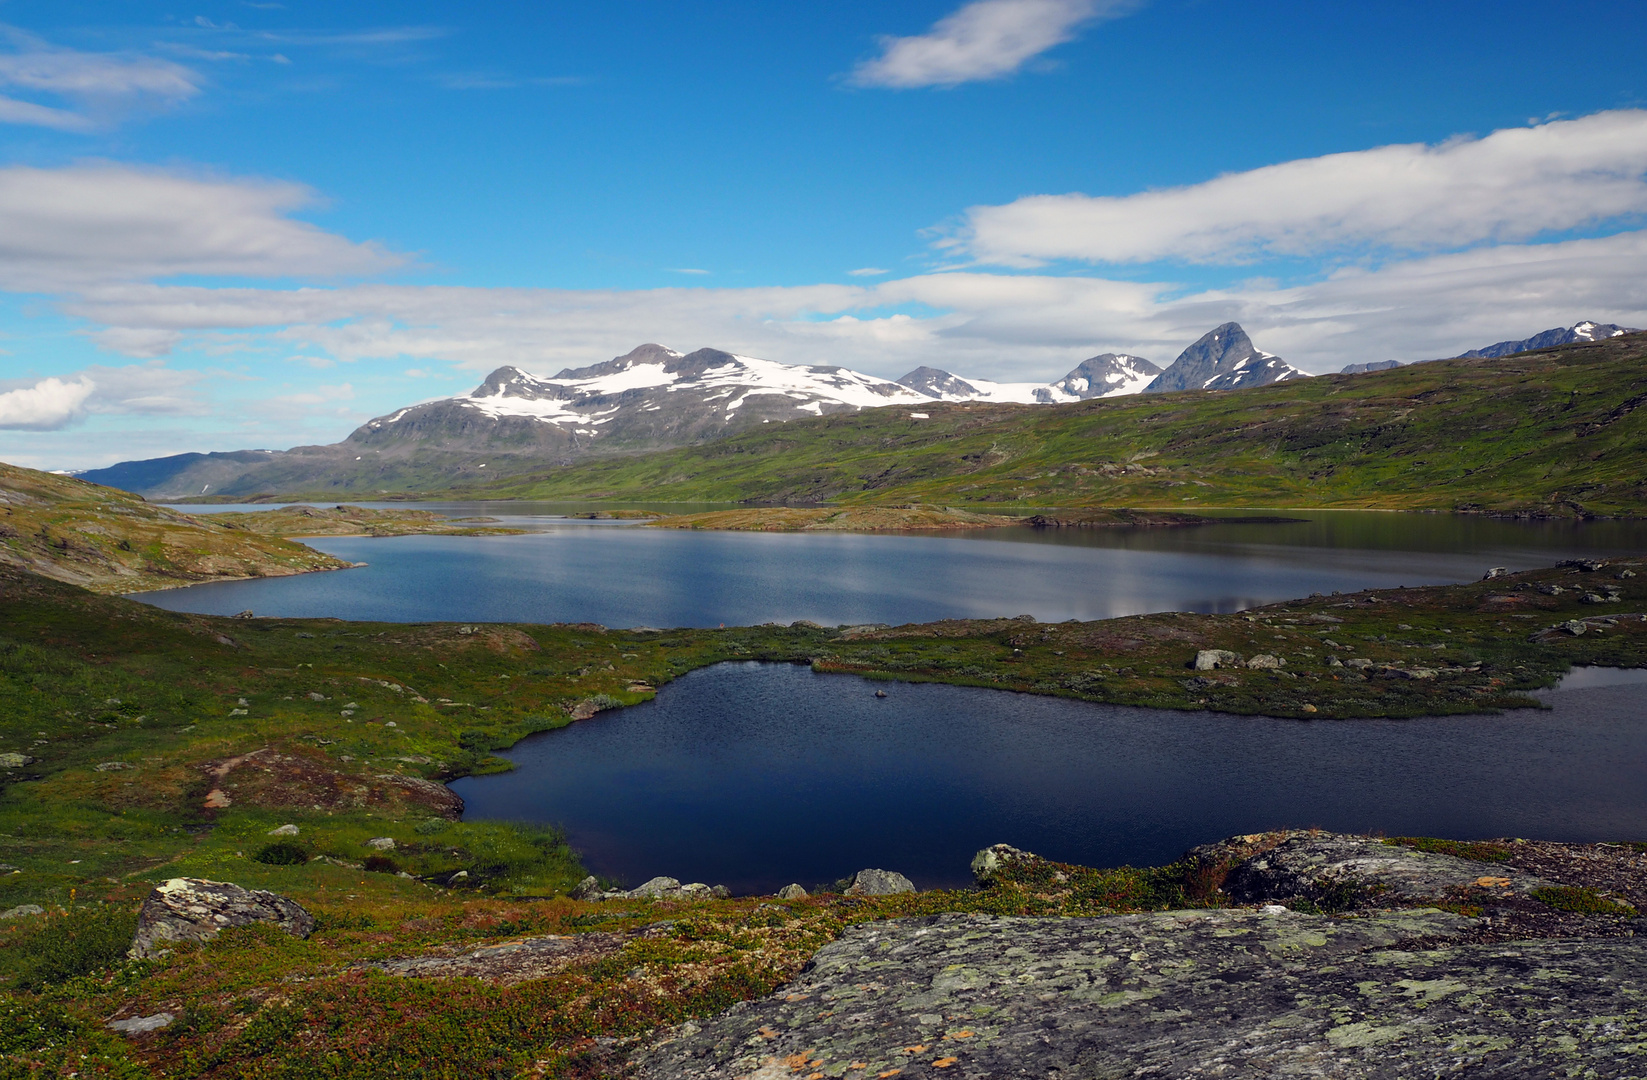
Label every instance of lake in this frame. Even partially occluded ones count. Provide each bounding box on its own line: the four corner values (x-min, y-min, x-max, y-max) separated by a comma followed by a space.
450, 662, 1647, 894
140, 506, 1647, 628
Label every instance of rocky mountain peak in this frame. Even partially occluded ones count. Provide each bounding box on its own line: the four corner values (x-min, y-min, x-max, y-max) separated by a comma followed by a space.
1143, 323, 1307, 393
897, 366, 983, 399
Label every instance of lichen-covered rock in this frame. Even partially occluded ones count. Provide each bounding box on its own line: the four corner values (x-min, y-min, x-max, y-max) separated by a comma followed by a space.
776, 884, 808, 900
1192, 649, 1240, 670
129, 878, 314, 959
632, 909, 1647, 1079
842, 868, 915, 896
1201, 832, 1557, 907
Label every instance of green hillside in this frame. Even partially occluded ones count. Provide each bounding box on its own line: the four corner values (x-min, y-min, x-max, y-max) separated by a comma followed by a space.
459, 333, 1647, 517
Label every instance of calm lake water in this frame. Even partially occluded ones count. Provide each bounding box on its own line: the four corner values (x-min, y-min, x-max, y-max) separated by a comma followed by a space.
140, 507, 1647, 627
451, 662, 1647, 894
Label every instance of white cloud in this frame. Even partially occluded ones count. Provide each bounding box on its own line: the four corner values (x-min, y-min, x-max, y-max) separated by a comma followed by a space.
847, 267, 889, 276
850, 0, 1134, 89
0, 376, 96, 429
954, 111, 1647, 266
0, 163, 405, 291
53, 229, 1647, 382
665, 267, 711, 275
0, 26, 202, 129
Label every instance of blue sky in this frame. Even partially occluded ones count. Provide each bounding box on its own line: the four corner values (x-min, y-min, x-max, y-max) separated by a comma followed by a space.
1, 0, 1646, 469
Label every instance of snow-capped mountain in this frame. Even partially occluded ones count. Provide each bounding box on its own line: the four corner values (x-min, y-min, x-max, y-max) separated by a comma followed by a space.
896, 352, 1161, 405
357, 344, 929, 453
1143, 323, 1309, 393
1452, 321, 1640, 360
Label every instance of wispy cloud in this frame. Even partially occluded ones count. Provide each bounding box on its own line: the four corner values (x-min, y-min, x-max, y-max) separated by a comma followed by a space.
665, 268, 711, 275
850, 0, 1136, 89
436, 72, 582, 90
0, 163, 406, 291
847, 267, 889, 277
0, 26, 203, 129
952, 110, 1647, 266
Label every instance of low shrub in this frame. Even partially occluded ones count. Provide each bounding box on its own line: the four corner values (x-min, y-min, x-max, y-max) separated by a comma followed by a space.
3, 906, 138, 990
252, 841, 309, 866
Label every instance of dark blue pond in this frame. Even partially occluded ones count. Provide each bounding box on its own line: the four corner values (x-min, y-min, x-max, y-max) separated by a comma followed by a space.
451, 663, 1647, 894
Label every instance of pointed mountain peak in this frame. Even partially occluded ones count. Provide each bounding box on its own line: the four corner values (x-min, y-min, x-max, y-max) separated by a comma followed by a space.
897, 366, 981, 399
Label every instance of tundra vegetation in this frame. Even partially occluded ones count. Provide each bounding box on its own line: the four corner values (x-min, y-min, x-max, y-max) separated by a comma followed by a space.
0, 553, 1645, 1075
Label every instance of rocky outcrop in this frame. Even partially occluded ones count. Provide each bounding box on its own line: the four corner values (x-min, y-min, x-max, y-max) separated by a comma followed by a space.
632, 907, 1647, 1078
129, 878, 314, 959
1196, 832, 1558, 907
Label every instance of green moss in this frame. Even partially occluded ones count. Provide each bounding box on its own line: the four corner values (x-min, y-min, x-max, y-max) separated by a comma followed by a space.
1531, 886, 1637, 916
1385, 837, 1512, 863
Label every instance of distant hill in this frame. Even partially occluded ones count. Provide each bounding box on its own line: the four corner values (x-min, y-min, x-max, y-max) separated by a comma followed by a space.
1340, 360, 1402, 375
457, 331, 1647, 518
1452, 320, 1639, 359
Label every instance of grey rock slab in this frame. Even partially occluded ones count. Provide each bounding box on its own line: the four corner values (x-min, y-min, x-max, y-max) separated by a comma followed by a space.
129, 877, 315, 959
0, 904, 44, 919
1193, 648, 1241, 670
368, 932, 624, 986
107, 1012, 175, 1035
1210, 833, 1558, 905
632, 909, 1647, 1079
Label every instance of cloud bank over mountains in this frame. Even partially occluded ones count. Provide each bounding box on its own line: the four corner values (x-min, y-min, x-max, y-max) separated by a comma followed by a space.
3, 111, 1646, 462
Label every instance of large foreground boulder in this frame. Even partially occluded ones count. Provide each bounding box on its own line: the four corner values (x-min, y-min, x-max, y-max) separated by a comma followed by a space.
841, 868, 915, 896
129, 878, 314, 959
632, 908, 1647, 1078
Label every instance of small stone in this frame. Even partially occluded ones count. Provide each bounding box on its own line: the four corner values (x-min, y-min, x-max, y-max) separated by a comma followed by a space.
1, 904, 44, 919
777, 883, 808, 900
1482, 566, 1508, 580
570, 875, 604, 901
107, 1012, 175, 1035
268, 824, 300, 836
1193, 649, 1241, 671
843, 868, 915, 896
365, 837, 396, 851
1301, 704, 1318, 713
1563, 620, 1587, 636
307, 692, 326, 701
94, 761, 132, 772
0, 753, 36, 768
1245, 654, 1284, 670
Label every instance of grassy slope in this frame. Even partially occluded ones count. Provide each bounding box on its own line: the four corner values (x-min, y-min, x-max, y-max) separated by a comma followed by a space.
207, 504, 525, 538
1, 562, 1645, 1075
0, 464, 352, 593
459, 333, 1647, 517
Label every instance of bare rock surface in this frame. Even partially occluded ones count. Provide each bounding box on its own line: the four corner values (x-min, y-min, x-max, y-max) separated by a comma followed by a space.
129, 878, 314, 959
1197, 831, 1560, 905
841, 869, 915, 896
368, 932, 624, 986
632, 908, 1647, 1079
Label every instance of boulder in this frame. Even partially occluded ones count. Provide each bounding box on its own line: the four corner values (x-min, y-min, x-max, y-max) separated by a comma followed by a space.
970, 843, 1041, 885
267, 824, 300, 836
1245, 654, 1284, 669
365, 837, 396, 851
0, 753, 35, 768
776, 883, 808, 900
129, 878, 314, 959
842, 869, 915, 896
1192, 649, 1240, 671
570, 875, 604, 901
1, 904, 44, 919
